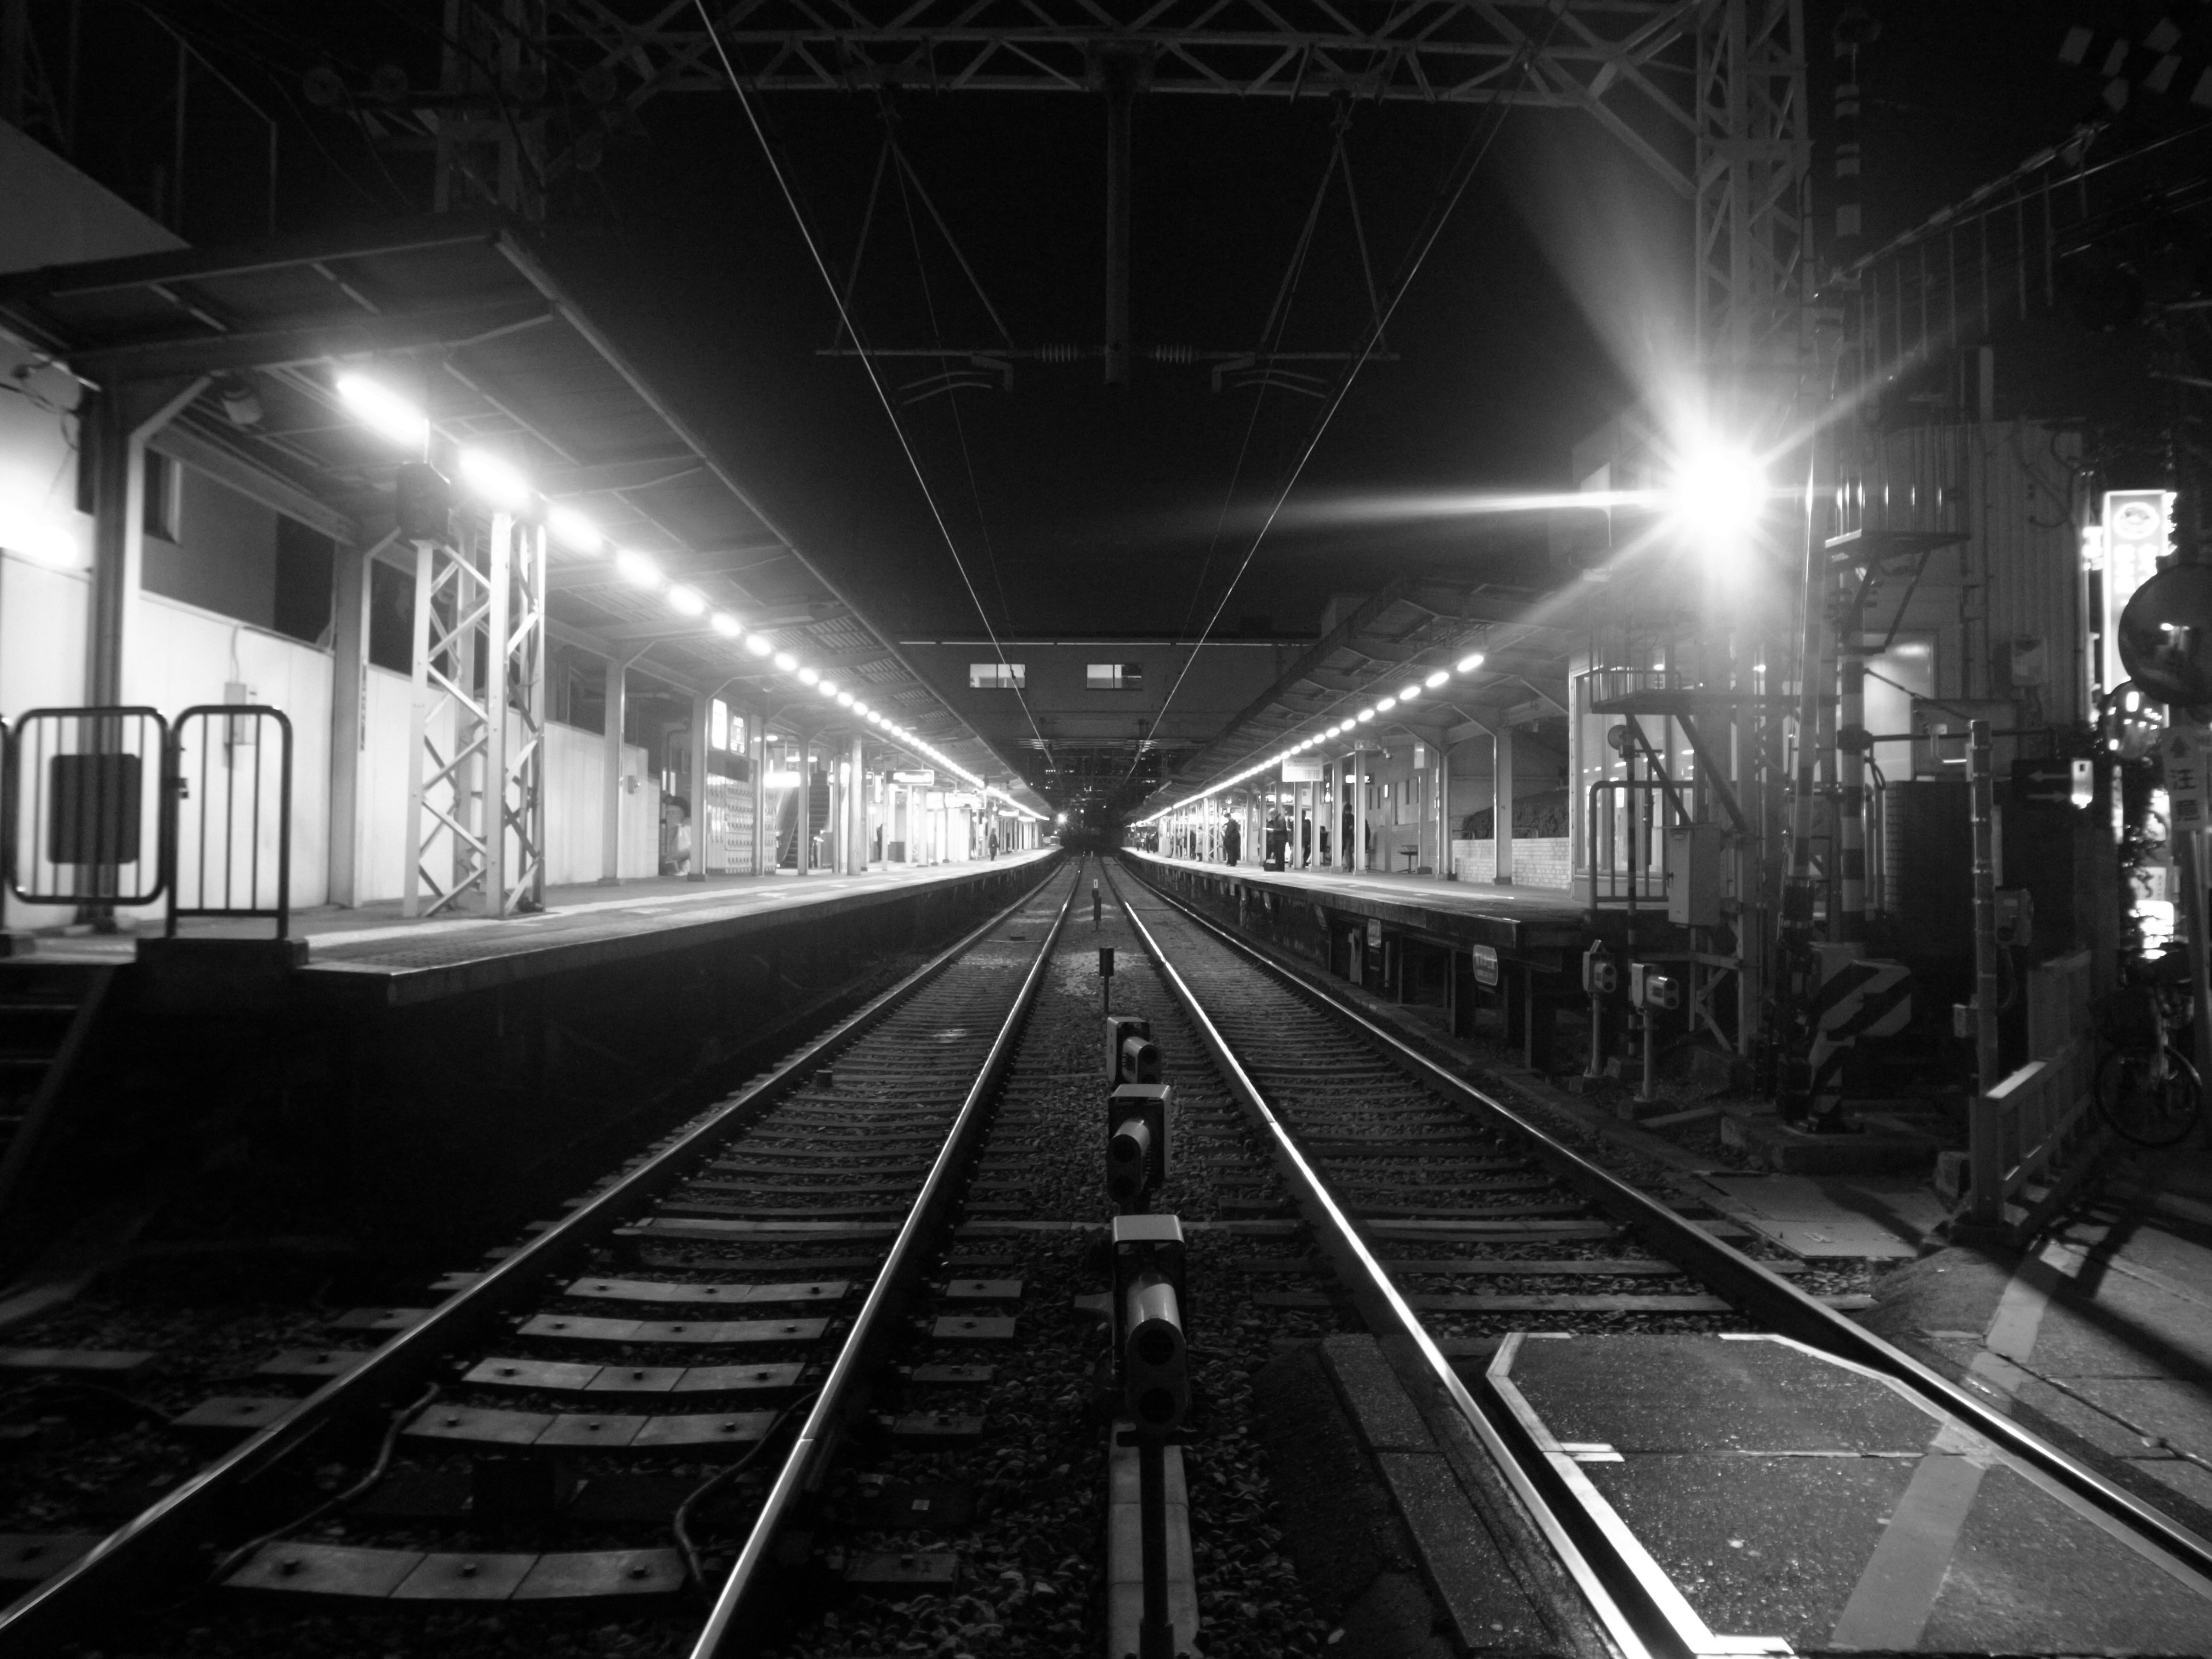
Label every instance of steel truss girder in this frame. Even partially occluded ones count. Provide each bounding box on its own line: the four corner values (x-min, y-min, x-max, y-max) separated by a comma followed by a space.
551, 2, 1702, 127
403, 512, 549, 919
1693, 0, 1810, 374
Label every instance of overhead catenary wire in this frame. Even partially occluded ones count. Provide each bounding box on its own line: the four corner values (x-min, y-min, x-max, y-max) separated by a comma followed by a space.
691, 1, 1047, 760
1137, 17, 1565, 808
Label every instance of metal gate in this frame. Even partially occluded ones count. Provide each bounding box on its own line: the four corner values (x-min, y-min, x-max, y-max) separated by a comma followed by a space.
164, 704, 293, 937
3, 707, 169, 908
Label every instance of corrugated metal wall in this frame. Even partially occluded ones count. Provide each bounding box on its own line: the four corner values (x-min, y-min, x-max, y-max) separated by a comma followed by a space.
1861, 420, 2085, 722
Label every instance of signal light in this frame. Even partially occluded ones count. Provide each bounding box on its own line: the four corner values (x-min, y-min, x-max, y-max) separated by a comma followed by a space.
1105, 1082, 1173, 1213
1629, 962, 1680, 1011
1124, 1272, 1189, 1433
1105, 1015, 1154, 1083
1582, 942, 1618, 995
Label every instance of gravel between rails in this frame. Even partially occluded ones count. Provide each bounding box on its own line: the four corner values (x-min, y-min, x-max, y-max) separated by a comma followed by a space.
767, 859, 1339, 1659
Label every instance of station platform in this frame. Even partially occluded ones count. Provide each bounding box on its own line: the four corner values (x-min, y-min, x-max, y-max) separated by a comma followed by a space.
1124, 850, 1590, 960
1490, 1330, 2212, 1652
20, 851, 1059, 1006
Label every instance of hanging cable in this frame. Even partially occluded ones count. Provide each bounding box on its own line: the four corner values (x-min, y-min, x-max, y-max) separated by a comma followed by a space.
882, 103, 1036, 741
1137, 18, 1565, 804
690, 2, 1046, 757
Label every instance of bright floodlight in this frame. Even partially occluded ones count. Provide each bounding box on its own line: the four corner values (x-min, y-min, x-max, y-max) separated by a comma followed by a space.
335, 373, 429, 449
772, 651, 798, 672
616, 549, 661, 589
457, 448, 532, 511
819, 679, 838, 697
744, 633, 773, 656
1400, 683, 1421, 700
1356, 709, 1376, 724
797, 666, 819, 686
1671, 441, 1769, 549
1425, 670, 1448, 689
1377, 696, 1397, 712
837, 691, 855, 707
1456, 652, 1484, 673
711, 611, 741, 638
546, 503, 604, 554
667, 585, 706, 618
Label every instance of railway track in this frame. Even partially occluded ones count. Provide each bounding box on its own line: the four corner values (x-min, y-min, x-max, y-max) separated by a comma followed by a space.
7, 847, 2210, 1658
1104, 857, 2212, 1658
0, 862, 1096, 1657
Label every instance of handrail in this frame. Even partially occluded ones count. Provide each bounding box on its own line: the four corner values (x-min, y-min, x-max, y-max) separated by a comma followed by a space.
691, 865, 1078, 1655
0, 855, 1067, 1653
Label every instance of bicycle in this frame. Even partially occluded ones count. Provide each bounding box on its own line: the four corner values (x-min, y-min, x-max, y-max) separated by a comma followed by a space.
2095, 954, 2206, 1148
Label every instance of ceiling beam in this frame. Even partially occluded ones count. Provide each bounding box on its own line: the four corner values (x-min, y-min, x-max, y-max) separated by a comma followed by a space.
67, 297, 555, 381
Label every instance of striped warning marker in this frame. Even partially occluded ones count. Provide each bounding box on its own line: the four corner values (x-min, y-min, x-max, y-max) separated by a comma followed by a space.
1808, 959, 1912, 1120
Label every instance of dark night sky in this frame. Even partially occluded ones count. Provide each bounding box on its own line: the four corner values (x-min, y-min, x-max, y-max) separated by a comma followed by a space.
60, 2, 2138, 641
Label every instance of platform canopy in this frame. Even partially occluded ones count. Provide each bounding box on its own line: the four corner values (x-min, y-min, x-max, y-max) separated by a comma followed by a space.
0, 215, 1044, 807
1158, 574, 1585, 804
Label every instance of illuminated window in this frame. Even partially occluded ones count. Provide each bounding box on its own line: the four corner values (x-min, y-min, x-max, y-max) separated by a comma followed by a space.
969, 662, 1027, 689
1086, 662, 1142, 691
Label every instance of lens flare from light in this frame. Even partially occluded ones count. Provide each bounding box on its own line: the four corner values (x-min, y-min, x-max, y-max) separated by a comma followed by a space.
1669, 441, 1770, 551
457, 448, 532, 511
335, 374, 429, 449
546, 503, 604, 554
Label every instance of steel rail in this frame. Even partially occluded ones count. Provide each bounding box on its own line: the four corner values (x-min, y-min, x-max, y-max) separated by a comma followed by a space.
0, 856, 1067, 1654
691, 866, 1079, 1656
1114, 857, 2212, 1593
1100, 863, 1653, 1659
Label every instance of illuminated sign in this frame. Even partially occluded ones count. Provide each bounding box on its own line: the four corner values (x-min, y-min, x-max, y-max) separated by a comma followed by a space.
1280, 758, 1323, 782
2101, 488, 2175, 692
893, 769, 937, 786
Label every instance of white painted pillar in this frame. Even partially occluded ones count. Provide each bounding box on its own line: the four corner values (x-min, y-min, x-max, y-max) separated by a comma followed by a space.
327, 536, 374, 907
749, 710, 767, 876
849, 734, 866, 872
1437, 740, 1452, 881
600, 657, 627, 884
1495, 725, 1516, 885
687, 691, 710, 881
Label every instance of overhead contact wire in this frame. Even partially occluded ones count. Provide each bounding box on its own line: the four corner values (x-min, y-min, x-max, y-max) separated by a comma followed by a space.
1142, 21, 1563, 809
692, 0, 1047, 760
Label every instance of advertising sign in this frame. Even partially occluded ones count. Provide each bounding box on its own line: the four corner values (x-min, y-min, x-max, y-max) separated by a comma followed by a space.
1281, 758, 1323, 782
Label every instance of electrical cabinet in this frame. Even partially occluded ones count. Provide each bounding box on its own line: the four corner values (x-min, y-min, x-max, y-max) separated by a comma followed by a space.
1664, 823, 1723, 927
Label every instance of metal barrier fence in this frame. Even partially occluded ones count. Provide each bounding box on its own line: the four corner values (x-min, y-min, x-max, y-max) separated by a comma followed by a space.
1, 704, 291, 940
1584, 778, 1671, 905
4, 707, 169, 909
164, 704, 293, 938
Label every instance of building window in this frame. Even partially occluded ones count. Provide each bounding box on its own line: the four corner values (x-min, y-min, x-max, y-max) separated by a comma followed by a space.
969, 662, 1026, 689
142, 450, 181, 540
1086, 662, 1142, 690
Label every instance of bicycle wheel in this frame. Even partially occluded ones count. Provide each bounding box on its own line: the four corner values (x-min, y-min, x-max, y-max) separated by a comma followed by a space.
2096, 1044, 2206, 1148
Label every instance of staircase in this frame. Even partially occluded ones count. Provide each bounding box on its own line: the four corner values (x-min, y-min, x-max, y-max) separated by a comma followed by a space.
775, 775, 833, 869
0, 964, 114, 1226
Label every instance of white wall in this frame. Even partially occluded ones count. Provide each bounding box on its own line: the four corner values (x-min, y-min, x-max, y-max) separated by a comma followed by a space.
542, 719, 657, 888
127, 592, 334, 907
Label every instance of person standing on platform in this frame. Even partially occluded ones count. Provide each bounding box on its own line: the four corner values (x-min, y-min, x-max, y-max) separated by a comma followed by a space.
1224, 815, 1241, 866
